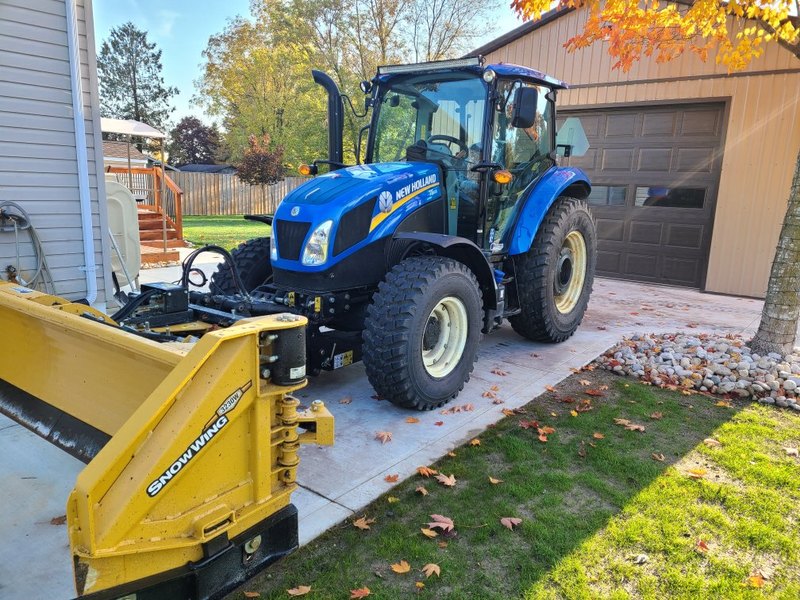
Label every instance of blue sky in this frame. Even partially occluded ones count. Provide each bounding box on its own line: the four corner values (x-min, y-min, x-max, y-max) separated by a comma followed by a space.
92, 0, 525, 126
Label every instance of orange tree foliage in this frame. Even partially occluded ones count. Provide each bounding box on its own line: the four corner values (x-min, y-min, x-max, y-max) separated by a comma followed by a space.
512, 0, 799, 71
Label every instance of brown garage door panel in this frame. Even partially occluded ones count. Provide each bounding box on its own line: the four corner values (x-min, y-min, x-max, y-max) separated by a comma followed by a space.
560, 102, 724, 288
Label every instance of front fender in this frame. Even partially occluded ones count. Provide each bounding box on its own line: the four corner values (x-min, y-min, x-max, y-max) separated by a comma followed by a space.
507, 167, 591, 256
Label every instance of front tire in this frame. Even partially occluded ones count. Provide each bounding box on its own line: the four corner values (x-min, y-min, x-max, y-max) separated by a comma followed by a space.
363, 256, 482, 410
209, 237, 273, 294
509, 197, 596, 342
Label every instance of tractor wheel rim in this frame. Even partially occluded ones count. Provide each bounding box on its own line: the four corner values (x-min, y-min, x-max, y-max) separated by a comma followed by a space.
422, 296, 468, 378
554, 230, 587, 314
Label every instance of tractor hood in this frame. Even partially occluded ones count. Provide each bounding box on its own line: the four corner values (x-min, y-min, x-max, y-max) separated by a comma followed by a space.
272, 162, 442, 271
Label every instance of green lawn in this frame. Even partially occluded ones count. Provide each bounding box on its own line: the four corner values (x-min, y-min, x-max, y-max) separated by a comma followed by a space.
183, 215, 270, 250
233, 370, 800, 599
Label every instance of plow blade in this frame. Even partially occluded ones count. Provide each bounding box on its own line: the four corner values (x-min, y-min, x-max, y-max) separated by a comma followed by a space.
0, 282, 333, 599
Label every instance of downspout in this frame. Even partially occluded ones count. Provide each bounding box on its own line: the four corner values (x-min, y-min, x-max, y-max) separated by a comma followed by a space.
66, 0, 98, 304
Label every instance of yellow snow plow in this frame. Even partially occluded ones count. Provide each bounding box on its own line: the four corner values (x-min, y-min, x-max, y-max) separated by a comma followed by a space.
0, 280, 333, 599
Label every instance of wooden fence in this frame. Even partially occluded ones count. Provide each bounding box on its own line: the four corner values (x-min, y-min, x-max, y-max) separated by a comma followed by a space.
174, 173, 307, 216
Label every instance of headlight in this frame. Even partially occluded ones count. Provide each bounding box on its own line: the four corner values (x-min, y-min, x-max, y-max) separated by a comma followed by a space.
301, 220, 332, 266
270, 226, 277, 260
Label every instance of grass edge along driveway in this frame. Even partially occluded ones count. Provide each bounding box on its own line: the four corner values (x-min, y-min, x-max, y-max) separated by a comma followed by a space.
233, 369, 800, 600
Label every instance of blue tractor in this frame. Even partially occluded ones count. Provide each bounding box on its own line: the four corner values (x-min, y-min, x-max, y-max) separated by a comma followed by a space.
210, 57, 596, 410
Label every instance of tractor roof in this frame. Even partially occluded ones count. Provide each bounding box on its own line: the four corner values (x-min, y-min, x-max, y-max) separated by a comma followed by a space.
376, 57, 568, 89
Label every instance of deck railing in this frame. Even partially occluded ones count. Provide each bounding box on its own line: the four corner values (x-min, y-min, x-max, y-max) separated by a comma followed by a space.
105, 166, 184, 240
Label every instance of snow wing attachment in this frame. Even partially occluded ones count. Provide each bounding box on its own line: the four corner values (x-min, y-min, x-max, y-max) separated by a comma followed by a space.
0, 281, 333, 599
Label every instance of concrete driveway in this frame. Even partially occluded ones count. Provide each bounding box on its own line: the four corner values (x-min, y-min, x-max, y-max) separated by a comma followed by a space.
0, 267, 771, 598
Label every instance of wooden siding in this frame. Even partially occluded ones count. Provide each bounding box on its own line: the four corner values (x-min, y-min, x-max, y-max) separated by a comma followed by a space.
484, 9, 800, 297
0, 0, 109, 302
175, 173, 307, 216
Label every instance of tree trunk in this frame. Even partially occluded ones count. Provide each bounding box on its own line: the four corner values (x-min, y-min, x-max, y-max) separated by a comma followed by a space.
750, 147, 800, 356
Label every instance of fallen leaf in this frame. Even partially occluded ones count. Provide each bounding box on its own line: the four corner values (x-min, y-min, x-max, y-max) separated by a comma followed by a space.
631, 554, 649, 565
422, 563, 441, 578
387, 496, 399, 503
405, 417, 420, 424
560, 396, 575, 404
578, 441, 587, 458
491, 368, 509, 376
550, 411, 558, 417
500, 517, 522, 530
350, 587, 371, 598
744, 574, 765, 588
339, 396, 352, 405
570, 410, 579, 417
352, 516, 375, 530
435, 473, 457, 487
243, 592, 260, 598
784, 447, 799, 457
447, 451, 456, 457
592, 432, 605, 439
391, 560, 411, 574
417, 466, 437, 477
538, 433, 548, 443
384, 474, 399, 483
420, 528, 437, 538
50, 515, 67, 526
585, 389, 605, 397
428, 514, 454, 532
375, 431, 392, 444
518, 419, 537, 430
687, 468, 707, 479
696, 539, 709, 553
614, 418, 646, 432
715, 400, 732, 408
539, 426, 555, 435
545, 385, 557, 392
415, 581, 425, 589
463, 403, 475, 411
287, 585, 312, 596
652, 452, 665, 462
434, 421, 444, 426
437, 541, 448, 549
415, 486, 429, 496
703, 438, 722, 448
492, 398, 505, 404
597, 325, 607, 330
579, 379, 591, 386
531, 353, 541, 358
482, 390, 498, 399
488, 476, 503, 485
650, 412, 664, 420
469, 438, 481, 446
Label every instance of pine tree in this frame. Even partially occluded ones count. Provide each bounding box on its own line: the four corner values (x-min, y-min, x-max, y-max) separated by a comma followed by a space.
97, 22, 178, 133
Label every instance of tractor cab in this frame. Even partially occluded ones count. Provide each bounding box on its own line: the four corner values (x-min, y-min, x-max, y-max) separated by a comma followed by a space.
366, 58, 566, 254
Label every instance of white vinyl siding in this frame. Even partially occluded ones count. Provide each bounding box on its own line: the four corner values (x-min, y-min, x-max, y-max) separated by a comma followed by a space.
0, 0, 109, 302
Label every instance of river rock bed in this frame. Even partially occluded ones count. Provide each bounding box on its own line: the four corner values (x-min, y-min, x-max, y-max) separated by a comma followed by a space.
596, 333, 800, 410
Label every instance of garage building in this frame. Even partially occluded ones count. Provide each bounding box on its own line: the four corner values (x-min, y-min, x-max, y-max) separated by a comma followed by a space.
471, 8, 800, 298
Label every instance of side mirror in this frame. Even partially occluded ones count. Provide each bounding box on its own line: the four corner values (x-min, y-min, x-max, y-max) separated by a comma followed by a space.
511, 87, 538, 129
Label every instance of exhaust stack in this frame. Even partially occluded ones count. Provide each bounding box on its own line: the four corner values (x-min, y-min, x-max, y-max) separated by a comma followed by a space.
312, 70, 344, 168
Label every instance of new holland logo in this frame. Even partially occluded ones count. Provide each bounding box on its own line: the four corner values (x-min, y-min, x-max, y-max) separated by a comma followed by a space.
146, 381, 252, 497
290, 206, 300, 217
378, 191, 393, 213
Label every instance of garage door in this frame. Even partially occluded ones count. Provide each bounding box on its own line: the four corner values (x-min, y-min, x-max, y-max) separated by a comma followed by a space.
558, 103, 725, 288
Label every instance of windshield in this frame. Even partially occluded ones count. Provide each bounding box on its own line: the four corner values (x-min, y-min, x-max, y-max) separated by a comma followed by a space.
371, 73, 487, 166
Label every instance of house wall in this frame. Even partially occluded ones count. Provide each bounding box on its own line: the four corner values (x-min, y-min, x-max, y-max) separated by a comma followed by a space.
0, 0, 111, 305
484, 10, 800, 297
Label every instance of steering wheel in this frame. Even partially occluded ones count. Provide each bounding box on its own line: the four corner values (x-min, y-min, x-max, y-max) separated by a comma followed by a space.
426, 134, 468, 157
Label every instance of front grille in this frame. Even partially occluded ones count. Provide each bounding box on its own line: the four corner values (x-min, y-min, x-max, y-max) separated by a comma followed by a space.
275, 219, 311, 261
333, 197, 377, 256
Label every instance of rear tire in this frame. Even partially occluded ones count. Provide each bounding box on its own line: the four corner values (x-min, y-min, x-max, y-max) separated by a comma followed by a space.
209, 237, 273, 294
363, 256, 482, 410
509, 197, 596, 342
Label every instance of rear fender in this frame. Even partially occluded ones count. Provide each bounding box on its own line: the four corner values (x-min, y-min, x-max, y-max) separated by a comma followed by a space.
391, 232, 497, 310
507, 166, 591, 256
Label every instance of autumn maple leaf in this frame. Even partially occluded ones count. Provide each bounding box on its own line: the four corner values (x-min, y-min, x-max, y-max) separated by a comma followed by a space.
427, 514, 454, 532
352, 516, 375, 530
384, 474, 399, 483
375, 431, 392, 444
436, 473, 457, 487
469, 438, 481, 446
417, 466, 437, 477
500, 517, 522, 530
422, 563, 441, 578
287, 585, 312, 596
415, 486, 429, 496
390, 560, 411, 574
350, 587, 370, 598
405, 416, 420, 424
491, 368, 509, 376
420, 527, 437, 538
488, 476, 503, 484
